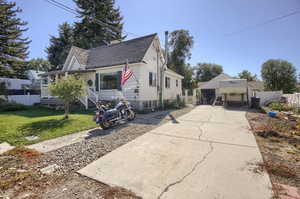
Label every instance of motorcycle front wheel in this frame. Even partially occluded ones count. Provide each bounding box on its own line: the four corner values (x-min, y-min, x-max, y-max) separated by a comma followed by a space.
100, 121, 111, 130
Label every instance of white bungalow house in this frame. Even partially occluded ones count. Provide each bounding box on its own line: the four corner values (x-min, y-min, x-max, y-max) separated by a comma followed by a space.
40, 33, 184, 110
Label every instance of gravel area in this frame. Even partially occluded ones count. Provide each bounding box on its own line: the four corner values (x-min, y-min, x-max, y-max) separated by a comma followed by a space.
29, 107, 194, 198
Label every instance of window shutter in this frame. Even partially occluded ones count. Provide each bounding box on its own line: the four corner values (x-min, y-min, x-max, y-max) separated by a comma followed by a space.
95, 73, 99, 91
117, 71, 122, 90
149, 72, 152, 86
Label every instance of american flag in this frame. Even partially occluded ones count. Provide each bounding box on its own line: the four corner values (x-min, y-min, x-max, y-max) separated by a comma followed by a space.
121, 60, 133, 86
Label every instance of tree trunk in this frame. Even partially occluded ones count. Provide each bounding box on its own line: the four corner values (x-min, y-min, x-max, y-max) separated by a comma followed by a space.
64, 102, 69, 119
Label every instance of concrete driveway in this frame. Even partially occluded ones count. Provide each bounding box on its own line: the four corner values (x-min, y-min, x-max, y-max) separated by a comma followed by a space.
78, 106, 273, 199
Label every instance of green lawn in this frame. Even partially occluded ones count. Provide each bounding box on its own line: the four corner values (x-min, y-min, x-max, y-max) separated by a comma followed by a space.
0, 107, 97, 146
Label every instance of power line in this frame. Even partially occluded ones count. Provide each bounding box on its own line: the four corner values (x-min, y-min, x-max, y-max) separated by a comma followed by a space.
44, 0, 140, 37
45, 0, 77, 15
48, 0, 77, 13
226, 9, 300, 36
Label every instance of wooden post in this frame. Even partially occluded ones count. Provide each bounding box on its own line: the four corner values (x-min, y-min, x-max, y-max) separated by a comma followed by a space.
85, 96, 88, 110
241, 94, 244, 105
55, 73, 59, 83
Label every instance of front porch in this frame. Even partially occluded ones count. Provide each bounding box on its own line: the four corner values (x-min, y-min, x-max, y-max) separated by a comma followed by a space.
40, 70, 136, 109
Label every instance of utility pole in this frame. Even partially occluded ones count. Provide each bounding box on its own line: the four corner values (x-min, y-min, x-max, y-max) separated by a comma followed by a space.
159, 31, 168, 109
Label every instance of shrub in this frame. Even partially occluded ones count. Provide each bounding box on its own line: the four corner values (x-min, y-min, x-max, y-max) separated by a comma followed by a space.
0, 101, 27, 112
164, 98, 186, 110
49, 75, 86, 118
268, 102, 293, 112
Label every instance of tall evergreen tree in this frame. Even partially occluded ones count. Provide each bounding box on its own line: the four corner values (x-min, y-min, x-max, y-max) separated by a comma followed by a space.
28, 58, 53, 72
73, 0, 124, 49
46, 22, 74, 70
0, 0, 30, 78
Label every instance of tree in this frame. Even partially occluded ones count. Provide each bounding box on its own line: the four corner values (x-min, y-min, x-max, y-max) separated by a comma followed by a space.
261, 59, 297, 93
49, 75, 85, 118
0, 0, 30, 78
0, 81, 7, 100
195, 63, 223, 82
27, 58, 53, 72
168, 29, 194, 89
46, 22, 74, 71
73, 0, 124, 49
238, 70, 258, 81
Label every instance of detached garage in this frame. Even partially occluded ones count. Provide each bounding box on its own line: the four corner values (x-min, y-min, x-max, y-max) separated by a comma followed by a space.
197, 73, 263, 106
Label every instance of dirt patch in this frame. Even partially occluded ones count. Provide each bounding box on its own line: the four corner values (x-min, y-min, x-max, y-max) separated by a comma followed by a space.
103, 187, 142, 199
247, 110, 300, 190
3, 147, 40, 159
258, 161, 297, 179
256, 130, 280, 138
0, 147, 62, 199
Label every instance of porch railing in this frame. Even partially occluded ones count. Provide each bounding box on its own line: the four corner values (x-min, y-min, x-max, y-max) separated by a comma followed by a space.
78, 95, 88, 110
40, 84, 122, 109
87, 87, 98, 104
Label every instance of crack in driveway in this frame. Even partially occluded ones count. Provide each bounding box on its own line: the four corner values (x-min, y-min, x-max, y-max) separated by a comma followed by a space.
157, 141, 214, 199
157, 111, 214, 199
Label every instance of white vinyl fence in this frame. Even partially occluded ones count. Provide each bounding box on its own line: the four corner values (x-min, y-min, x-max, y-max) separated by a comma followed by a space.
7, 94, 40, 106
255, 91, 283, 106
283, 93, 300, 108
184, 89, 197, 105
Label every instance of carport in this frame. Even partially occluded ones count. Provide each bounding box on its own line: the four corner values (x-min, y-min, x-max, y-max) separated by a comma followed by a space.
200, 89, 216, 105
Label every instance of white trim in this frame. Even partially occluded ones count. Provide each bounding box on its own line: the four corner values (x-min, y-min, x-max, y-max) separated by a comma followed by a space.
94, 62, 142, 71
165, 69, 184, 79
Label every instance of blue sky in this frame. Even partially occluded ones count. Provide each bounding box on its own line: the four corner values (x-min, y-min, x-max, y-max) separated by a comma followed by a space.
12, 0, 300, 77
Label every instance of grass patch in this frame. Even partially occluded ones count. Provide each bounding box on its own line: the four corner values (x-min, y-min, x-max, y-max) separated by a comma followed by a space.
0, 106, 97, 146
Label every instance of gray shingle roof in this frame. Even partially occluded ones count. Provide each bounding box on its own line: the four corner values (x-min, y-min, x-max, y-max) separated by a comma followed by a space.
248, 81, 264, 90
82, 33, 157, 69
62, 46, 89, 71
200, 73, 232, 89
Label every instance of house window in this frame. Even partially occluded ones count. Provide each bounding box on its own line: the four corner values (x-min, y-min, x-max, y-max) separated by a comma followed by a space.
149, 72, 157, 87
100, 72, 121, 90
165, 77, 170, 88
176, 79, 178, 87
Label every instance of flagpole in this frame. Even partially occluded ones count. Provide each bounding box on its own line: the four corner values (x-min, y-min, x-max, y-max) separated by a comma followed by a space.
126, 59, 139, 85
123, 59, 139, 108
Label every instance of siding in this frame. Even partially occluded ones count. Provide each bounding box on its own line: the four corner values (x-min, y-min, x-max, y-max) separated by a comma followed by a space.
138, 39, 161, 101
95, 64, 141, 102
164, 71, 183, 100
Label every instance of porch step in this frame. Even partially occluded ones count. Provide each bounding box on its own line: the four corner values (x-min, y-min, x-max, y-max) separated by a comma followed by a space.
41, 98, 64, 105
88, 98, 96, 109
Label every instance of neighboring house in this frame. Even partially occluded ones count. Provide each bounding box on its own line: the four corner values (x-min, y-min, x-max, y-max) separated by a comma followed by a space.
0, 75, 43, 105
26, 70, 45, 87
197, 73, 264, 105
40, 33, 184, 110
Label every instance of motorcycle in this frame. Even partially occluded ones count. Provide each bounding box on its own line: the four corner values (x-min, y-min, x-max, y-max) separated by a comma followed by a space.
94, 99, 136, 130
